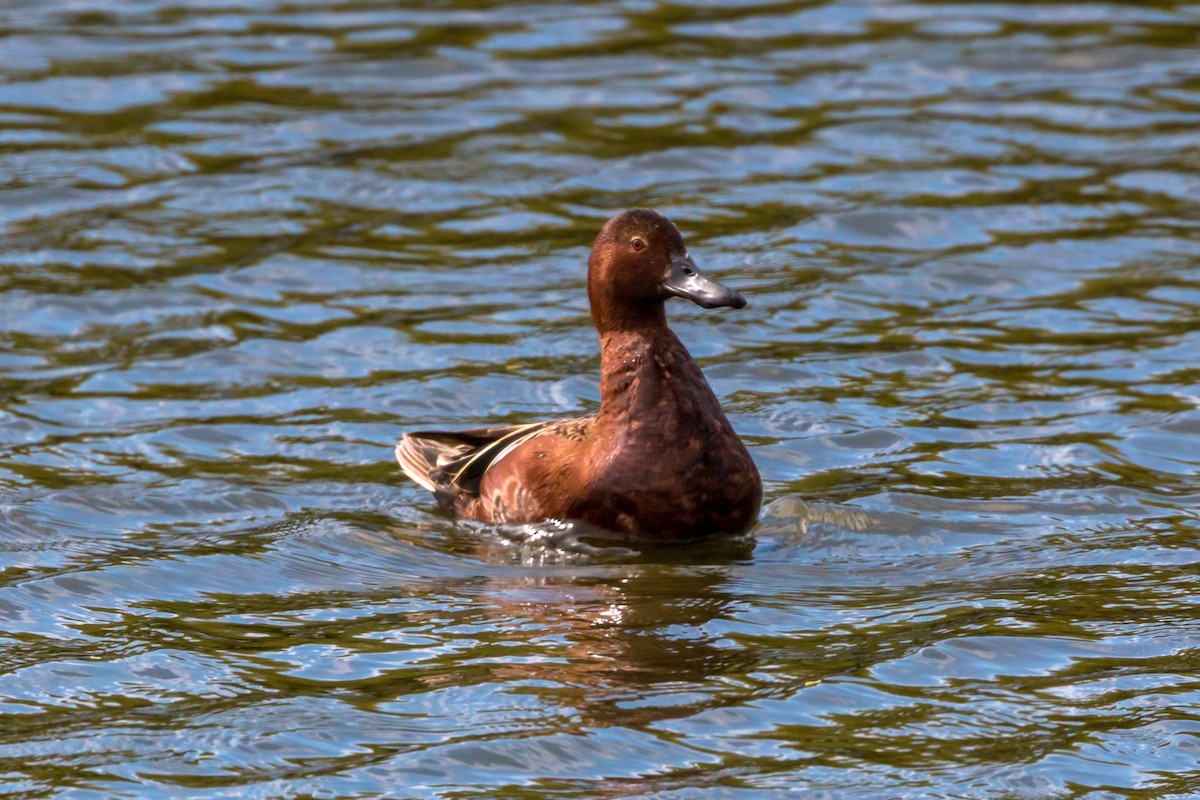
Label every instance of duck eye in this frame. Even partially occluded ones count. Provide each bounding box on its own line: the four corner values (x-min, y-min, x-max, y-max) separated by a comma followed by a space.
631, 237, 646, 252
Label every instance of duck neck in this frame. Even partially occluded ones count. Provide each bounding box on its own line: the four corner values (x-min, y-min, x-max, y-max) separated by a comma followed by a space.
597, 323, 693, 423
588, 291, 667, 336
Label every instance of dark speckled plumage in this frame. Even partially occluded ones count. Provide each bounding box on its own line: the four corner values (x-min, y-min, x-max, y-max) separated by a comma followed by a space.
396, 209, 761, 542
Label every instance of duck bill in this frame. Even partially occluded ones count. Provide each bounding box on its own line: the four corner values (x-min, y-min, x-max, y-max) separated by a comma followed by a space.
661, 253, 746, 309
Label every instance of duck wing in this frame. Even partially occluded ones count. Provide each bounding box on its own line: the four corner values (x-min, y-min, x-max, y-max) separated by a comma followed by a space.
396, 417, 590, 497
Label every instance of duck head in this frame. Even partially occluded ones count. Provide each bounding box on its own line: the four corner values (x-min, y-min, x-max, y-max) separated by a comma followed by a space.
587, 209, 746, 332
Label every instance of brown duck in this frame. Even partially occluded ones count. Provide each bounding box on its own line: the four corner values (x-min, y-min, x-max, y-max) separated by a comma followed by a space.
396, 209, 761, 542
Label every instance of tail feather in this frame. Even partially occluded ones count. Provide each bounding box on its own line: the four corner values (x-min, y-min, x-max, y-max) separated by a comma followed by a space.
395, 422, 551, 496
394, 434, 443, 492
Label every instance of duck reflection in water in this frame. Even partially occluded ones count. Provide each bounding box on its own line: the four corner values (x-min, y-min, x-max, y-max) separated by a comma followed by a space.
437, 527, 762, 728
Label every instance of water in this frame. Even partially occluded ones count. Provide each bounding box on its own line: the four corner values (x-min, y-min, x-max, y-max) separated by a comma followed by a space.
2, 1, 1199, 797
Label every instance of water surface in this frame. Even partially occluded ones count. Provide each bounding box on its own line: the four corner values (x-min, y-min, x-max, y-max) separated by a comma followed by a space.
2, 1, 1200, 798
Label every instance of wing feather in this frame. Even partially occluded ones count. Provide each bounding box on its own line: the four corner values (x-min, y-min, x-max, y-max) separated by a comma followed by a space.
397, 417, 591, 496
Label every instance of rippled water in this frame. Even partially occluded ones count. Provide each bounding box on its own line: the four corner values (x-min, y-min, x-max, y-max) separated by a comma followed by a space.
3, 1, 1200, 797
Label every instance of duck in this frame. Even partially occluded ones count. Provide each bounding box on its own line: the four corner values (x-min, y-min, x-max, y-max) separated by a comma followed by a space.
396, 208, 762, 542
